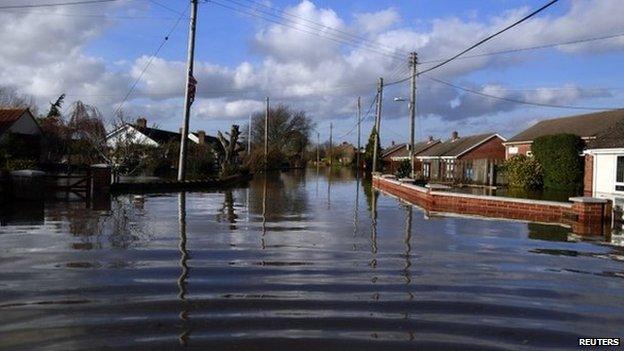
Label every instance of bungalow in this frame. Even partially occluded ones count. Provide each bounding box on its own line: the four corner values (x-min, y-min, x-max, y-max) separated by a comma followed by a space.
381, 137, 440, 174
106, 117, 218, 148
503, 110, 624, 159
583, 122, 624, 201
0, 108, 43, 160
416, 131, 506, 185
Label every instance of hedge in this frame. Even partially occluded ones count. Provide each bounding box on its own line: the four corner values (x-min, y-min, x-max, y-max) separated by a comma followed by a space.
532, 133, 584, 190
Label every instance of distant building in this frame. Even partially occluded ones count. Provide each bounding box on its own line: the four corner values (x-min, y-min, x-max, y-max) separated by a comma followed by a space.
333, 142, 357, 165
416, 131, 506, 185
0, 108, 43, 160
381, 137, 440, 174
503, 110, 624, 159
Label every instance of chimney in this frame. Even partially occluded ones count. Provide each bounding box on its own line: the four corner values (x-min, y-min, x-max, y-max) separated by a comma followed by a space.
451, 131, 459, 141
428, 135, 434, 143
391, 140, 395, 146
197, 130, 206, 145
136, 117, 147, 128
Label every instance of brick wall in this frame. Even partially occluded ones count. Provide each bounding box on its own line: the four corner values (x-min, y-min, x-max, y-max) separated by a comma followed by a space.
459, 136, 506, 161
505, 143, 532, 159
583, 154, 594, 196
373, 175, 610, 236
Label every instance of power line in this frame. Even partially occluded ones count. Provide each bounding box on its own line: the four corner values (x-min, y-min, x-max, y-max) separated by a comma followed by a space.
207, 0, 405, 61
418, 32, 624, 65
113, 4, 188, 116
0, 9, 181, 20
338, 92, 378, 139
418, 0, 560, 76
425, 75, 620, 111
237, 0, 412, 57
386, 0, 560, 87
0, 0, 122, 9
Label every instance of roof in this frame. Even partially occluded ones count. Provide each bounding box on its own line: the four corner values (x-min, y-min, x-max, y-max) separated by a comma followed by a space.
382, 140, 441, 158
587, 121, 624, 149
506, 109, 624, 143
133, 124, 182, 145
418, 133, 500, 158
0, 108, 28, 135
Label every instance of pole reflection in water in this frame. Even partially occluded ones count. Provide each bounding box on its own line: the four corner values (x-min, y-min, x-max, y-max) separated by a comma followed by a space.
177, 192, 190, 346
327, 168, 332, 209
352, 176, 360, 252
261, 175, 267, 250
403, 203, 413, 287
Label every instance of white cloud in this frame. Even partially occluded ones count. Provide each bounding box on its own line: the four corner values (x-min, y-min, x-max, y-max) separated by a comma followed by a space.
353, 8, 400, 35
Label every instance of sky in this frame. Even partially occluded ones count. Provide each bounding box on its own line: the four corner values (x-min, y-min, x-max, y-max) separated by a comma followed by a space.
1, 0, 623, 147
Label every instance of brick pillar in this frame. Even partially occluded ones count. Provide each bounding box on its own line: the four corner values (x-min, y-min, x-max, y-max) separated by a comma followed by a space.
90, 164, 111, 193
583, 154, 594, 196
569, 197, 609, 236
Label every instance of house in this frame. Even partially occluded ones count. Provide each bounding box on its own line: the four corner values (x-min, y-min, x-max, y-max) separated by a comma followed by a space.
582, 121, 624, 202
333, 142, 357, 165
416, 131, 506, 185
503, 110, 624, 159
106, 117, 217, 148
0, 108, 43, 160
381, 137, 440, 174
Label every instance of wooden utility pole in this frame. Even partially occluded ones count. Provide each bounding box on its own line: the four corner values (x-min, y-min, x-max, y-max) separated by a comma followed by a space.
356, 96, 361, 172
264, 97, 269, 171
247, 114, 251, 156
409, 52, 418, 178
372, 77, 383, 174
329, 123, 333, 167
177, 0, 199, 181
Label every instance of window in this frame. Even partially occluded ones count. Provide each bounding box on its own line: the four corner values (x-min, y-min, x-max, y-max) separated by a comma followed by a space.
617, 156, 624, 192
423, 163, 430, 178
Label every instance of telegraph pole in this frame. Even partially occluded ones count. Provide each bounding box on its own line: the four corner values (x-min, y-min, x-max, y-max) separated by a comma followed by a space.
247, 114, 252, 156
372, 77, 383, 174
356, 96, 361, 173
329, 123, 333, 167
177, 0, 199, 181
409, 52, 418, 178
264, 97, 269, 171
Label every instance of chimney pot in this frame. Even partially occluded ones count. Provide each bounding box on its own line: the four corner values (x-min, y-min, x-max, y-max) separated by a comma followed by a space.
197, 130, 206, 145
428, 135, 434, 142
136, 117, 147, 128
451, 131, 459, 141
391, 140, 395, 146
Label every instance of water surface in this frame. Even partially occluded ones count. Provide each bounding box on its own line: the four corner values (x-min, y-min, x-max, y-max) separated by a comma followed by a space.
1, 169, 623, 350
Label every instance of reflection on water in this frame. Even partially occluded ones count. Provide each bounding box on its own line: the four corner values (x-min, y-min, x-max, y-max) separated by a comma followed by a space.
1, 169, 624, 350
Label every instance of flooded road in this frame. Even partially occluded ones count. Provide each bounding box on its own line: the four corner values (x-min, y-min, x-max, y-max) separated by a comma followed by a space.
1, 169, 623, 350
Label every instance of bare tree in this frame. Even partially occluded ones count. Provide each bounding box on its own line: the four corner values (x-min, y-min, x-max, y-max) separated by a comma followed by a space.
217, 124, 244, 175
0, 86, 37, 113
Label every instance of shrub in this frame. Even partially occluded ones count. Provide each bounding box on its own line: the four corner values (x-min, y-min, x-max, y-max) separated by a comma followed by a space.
5, 159, 38, 171
395, 159, 411, 178
532, 134, 584, 190
500, 155, 543, 189
245, 148, 284, 173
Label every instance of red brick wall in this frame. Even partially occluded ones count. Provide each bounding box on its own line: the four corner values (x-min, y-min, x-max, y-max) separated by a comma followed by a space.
373, 176, 609, 236
505, 143, 532, 159
583, 154, 594, 196
459, 136, 506, 161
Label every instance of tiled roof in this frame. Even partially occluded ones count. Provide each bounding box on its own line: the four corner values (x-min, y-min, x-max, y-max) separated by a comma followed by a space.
0, 108, 27, 134
382, 140, 441, 158
418, 133, 499, 158
587, 121, 624, 149
506, 109, 624, 143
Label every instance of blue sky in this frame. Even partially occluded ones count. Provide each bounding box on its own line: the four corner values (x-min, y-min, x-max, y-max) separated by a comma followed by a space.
1, 0, 623, 146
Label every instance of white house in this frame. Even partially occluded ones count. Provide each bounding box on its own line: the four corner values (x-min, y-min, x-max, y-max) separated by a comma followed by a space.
106, 117, 217, 148
0, 108, 42, 142
583, 122, 624, 215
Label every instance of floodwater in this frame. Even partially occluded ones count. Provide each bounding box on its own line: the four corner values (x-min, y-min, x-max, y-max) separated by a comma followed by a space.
1, 169, 623, 350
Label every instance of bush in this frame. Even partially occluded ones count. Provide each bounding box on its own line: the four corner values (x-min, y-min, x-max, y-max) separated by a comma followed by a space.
245, 148, 284, 173
395, 159, 411, 178
4, 159, 38, 171
532, 134, 584, 190
500, 155, 543, 189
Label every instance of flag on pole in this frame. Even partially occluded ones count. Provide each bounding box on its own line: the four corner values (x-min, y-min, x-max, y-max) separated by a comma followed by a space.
188, 73, 197, 105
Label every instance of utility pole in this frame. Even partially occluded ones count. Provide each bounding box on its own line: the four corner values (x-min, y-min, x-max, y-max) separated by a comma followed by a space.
409, 52, 418, 178
329, 123, 333, 167
177, 0, 199, 181
372, 77, 383, 174
264, 97, 269, 171
316, 132, 320, 167
247, 114, 252, 156
356, 96, 361, 173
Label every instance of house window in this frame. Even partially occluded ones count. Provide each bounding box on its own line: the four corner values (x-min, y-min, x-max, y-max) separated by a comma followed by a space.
616, 156, 624, 192
445, 161, 455, 179
423, 163, 430, 178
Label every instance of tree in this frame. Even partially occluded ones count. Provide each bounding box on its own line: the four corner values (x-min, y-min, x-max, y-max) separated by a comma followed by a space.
216, 124, 245, 176
66, 101, 108, 165
532, 134, 584, 190
363, 126, 381, 173
0, 86, 37, 114
245, 104, 313, 168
